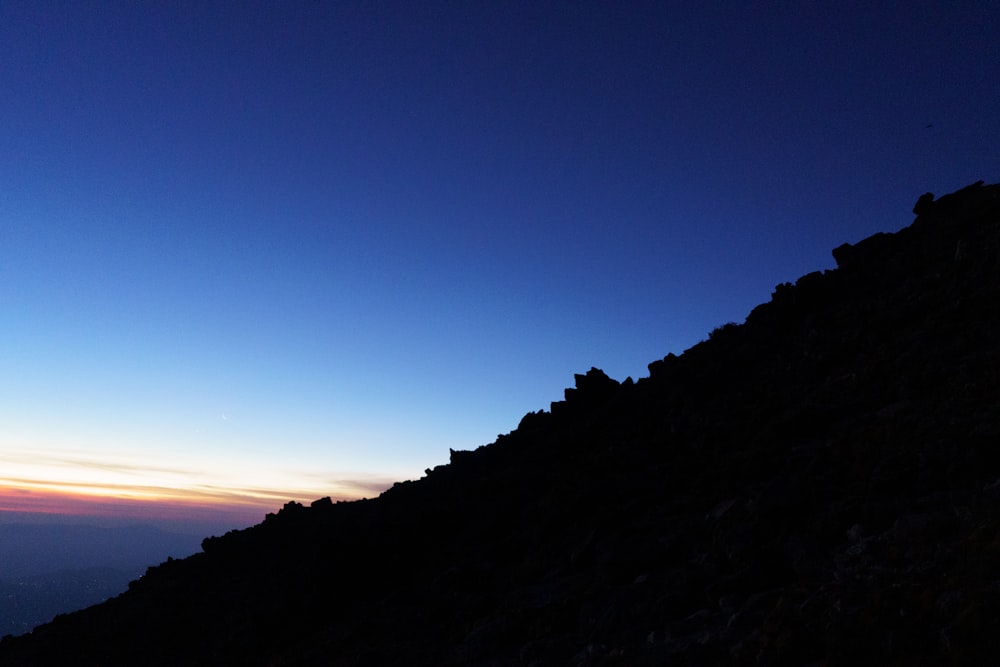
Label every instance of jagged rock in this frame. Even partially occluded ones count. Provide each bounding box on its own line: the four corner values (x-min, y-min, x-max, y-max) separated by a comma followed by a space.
913, 191, 936, 216
562, 367, 619, 403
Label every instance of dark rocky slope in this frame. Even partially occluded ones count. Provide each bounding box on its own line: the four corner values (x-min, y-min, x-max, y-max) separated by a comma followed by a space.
2, 181, 1000, 666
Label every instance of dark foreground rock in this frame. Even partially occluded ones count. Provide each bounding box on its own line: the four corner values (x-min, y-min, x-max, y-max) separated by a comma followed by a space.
2, 182, 1000, 666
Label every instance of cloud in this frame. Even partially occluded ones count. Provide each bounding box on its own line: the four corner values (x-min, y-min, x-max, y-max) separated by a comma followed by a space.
0, 448, 196, 477
296, 469, 405, 498
0, 446, 400, 524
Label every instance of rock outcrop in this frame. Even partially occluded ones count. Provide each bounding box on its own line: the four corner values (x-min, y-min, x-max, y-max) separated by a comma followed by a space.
2, 181, 1000, 666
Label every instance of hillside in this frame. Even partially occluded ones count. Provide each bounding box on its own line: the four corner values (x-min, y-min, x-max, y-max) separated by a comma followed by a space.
2, 181, 1000, 665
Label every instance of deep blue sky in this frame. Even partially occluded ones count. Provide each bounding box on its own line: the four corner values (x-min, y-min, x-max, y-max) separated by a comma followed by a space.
2, 1, 998, 521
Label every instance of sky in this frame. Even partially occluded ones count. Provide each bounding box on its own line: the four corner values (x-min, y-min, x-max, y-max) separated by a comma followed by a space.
1, 1, 998, 531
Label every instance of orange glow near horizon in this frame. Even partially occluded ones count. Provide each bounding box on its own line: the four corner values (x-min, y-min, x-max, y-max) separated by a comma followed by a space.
0, 484, 269, 524
0, 478, 297, 518
0, 446, 400, 527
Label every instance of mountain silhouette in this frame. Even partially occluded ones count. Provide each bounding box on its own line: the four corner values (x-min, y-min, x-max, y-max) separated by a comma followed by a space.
2, 181, 1000, 665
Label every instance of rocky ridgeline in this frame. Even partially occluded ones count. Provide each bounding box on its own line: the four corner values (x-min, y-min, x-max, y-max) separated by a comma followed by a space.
2, 181, 1000, 666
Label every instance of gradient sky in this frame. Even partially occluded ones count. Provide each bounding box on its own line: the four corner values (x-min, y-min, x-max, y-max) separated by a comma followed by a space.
2, 1, 998, 529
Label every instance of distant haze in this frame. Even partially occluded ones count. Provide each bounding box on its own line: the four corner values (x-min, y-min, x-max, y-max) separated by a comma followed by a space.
0, 519, 205, 636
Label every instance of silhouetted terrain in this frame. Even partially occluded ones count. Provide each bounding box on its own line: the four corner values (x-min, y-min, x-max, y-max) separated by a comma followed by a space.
2, 181, 999, 665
